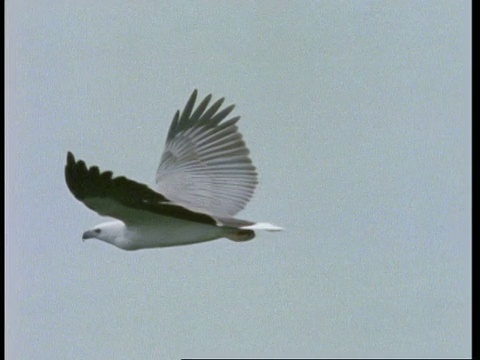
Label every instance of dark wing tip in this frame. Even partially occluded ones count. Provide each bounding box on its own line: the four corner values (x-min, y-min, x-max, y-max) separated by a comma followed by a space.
180, 90, 198, 120
167, 90, 239, 142
67, 151, 74, 164
65, 152, 90, 200
65, 152, 169, 204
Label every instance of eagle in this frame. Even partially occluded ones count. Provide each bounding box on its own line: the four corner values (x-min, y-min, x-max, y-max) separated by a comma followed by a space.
65, 90, 282, 250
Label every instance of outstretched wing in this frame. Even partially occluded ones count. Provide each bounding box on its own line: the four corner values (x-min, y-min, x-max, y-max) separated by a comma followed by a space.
155, 90, 258, 217
65, 152, 217, 226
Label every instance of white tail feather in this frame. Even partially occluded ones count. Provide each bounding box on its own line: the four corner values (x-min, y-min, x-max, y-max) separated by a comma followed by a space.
240, 222, 284, 232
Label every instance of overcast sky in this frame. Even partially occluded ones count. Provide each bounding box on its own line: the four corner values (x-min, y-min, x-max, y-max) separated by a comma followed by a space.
6, 1, 471, 359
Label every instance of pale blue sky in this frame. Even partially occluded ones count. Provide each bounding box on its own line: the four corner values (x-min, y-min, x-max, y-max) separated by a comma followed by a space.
6, 1, 471, 359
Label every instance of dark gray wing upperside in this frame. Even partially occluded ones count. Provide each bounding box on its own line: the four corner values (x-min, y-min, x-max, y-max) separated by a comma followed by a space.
65, 152, 217, 226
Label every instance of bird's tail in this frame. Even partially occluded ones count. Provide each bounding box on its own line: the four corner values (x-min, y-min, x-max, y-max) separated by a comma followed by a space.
225, 222, 283, 242
240, 222, 284, 232
226, 229, 256, 242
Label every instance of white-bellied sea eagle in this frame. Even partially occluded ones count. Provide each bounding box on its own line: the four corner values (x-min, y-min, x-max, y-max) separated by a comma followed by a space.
65, 90, 282, 250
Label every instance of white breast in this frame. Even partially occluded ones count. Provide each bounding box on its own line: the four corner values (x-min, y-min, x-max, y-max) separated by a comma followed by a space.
123, 215, 228, 250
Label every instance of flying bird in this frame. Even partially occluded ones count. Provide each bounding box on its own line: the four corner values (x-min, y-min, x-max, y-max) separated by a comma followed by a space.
65, 90, 282, 250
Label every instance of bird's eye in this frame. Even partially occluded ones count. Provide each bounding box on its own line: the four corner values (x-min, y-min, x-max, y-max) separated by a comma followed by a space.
94, 229, 101, 234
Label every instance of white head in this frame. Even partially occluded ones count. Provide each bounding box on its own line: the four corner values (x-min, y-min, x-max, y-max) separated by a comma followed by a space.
82, 220, 131, 250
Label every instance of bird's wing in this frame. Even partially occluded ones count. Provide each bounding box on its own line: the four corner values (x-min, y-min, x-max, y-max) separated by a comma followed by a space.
65, 152, 217, 226
155, 90, 258, 217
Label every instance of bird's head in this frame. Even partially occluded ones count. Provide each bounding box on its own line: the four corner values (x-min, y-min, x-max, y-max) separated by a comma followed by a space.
82, 220, 129, 249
